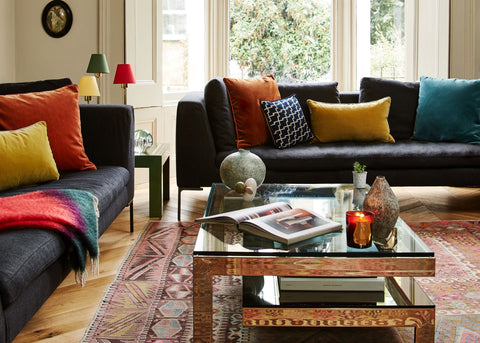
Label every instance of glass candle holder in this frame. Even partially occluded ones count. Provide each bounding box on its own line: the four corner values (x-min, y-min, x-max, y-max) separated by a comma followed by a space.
346, 210, 374, 248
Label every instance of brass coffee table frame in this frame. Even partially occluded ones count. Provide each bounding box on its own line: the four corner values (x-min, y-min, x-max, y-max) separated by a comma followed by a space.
193, 184, 435, 343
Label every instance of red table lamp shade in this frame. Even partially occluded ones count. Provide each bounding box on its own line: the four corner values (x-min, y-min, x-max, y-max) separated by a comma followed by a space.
113, 64, 136, 84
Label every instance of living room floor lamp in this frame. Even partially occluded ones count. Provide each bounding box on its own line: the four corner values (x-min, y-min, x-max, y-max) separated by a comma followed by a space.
78, 76, 100, 104
113, 64, 136, 104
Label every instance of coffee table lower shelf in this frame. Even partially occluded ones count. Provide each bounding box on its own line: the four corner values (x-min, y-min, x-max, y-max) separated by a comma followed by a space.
242, 276, 435, 343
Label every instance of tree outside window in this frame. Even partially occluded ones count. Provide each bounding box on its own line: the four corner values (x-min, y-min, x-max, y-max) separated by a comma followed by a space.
229, 0, 406, 84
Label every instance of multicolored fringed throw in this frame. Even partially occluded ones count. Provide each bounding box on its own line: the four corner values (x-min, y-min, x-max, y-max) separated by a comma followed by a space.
0, 189, 99, 286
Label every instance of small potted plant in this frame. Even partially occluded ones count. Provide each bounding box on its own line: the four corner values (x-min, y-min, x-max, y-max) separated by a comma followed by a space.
352, 161, 367, 188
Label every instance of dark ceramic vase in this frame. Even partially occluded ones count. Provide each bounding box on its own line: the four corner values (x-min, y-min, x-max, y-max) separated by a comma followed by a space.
362, 176, 399, 245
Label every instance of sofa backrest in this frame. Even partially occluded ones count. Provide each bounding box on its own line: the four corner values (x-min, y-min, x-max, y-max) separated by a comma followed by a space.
359, 77, 419, 140
0, 78, 72, 95
278, 82, 339, 126
204, 77, 420, 152
204, 78, 344, 152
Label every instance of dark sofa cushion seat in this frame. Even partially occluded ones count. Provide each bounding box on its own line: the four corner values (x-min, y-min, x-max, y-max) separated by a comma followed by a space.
0, 165, 129, 308
0, 229, 66, 307
245, 140, 480, 172
0, 166, 129, 215
359, 77, 419, 140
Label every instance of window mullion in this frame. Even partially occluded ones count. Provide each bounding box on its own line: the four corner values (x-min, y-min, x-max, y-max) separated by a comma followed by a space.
333, 0, 357, 92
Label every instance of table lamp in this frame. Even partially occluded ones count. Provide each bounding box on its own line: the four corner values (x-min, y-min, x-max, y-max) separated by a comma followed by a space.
86, 53, 110, 79
78, 76, 100, 104
113, 64, 136, 104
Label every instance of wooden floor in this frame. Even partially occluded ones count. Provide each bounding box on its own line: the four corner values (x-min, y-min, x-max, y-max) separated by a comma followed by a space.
12, 180, 480, 343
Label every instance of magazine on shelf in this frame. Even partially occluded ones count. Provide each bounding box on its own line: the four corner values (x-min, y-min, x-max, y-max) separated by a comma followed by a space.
279, 290, 385, 304
279, 276, 385, 292
195, 202, 342, 245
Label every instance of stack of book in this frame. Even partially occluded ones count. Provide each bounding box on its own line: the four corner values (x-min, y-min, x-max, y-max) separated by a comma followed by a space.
278, 276, 385, 304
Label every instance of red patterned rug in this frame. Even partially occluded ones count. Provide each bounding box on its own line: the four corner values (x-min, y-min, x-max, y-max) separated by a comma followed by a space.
81, 221, 480, 343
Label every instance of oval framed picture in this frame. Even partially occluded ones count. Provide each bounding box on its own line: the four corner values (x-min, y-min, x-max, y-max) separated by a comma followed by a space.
42, 0, 73, 38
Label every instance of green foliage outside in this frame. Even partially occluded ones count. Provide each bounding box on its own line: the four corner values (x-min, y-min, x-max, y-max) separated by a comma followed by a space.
229, 0, 331, 82
370, 0, 405, 80
229, 0, 405, 82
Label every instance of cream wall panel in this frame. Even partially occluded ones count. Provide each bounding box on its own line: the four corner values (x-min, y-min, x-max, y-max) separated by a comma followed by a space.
98, 0, 125, 105
449, 0, 479, 79
133, 105, 176, 185
0, 1, 15, 82
125, 0, 162, 107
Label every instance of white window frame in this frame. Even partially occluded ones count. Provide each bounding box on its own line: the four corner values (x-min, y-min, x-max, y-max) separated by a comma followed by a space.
205, 0, 450, 92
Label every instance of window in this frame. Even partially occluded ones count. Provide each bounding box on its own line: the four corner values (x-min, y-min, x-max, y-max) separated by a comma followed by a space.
228, 0, 332, 83
226, 0, 409, 90
162, 0, 205, 94
357, 0, 406, 84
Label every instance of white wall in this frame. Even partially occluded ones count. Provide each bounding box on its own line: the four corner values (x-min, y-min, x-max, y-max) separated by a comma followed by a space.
0, 1, 16, 82
14, 0, 98, 85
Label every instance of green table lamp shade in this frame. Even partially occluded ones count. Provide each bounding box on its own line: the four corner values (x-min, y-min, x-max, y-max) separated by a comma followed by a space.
86, 54, 110, 76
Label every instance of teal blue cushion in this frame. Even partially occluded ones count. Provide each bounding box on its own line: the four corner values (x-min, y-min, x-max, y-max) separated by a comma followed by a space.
413, 76, 480, 144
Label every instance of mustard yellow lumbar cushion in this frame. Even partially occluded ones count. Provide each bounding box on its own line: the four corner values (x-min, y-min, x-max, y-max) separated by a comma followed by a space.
0, 121, 59, 191
308, 97, 395, 143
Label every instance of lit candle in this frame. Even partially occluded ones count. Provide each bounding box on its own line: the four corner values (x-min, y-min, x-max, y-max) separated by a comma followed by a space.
346, 210, 374, 248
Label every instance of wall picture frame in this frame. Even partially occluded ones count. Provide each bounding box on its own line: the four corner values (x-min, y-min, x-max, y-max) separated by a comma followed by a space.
42, 0, 73, 38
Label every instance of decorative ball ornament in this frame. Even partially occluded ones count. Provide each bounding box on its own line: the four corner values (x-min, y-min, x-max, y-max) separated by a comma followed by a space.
220, 149, 266, 190
134, 129, 153, 154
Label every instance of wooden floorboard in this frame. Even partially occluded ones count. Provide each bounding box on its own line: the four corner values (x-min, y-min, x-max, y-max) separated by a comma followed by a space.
12, 181, 480, 343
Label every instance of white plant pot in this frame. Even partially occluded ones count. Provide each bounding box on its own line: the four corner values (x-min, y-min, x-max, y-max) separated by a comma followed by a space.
353, 171, 367, 189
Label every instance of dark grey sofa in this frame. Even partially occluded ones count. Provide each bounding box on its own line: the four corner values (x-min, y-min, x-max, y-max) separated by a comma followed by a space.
0, 79, 135, 343
176, 77, 480, 215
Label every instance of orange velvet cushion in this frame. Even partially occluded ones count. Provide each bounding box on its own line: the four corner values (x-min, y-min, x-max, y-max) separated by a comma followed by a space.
0, 84, 96, 171
224, 75, 281, 148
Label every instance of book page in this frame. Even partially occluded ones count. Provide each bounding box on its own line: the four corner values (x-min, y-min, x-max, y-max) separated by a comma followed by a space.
243, 208, 341, 244
196, 202, 292, 224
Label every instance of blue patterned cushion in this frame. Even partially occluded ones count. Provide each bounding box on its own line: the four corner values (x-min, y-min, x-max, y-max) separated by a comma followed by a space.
261, 95, 314, 149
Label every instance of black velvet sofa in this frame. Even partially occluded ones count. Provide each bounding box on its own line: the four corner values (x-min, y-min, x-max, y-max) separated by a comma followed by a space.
176, 77, 480, 215
0, 79, 135, 343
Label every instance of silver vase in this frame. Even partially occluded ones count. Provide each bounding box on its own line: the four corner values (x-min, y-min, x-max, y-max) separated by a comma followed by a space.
362, 176, 399, 245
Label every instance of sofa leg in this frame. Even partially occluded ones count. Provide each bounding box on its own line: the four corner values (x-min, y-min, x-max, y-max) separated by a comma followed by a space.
129, 202, 134, 233
177, 187, 203, 221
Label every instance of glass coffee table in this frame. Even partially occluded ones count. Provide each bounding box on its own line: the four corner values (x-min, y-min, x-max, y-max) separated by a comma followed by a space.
193, 183, 435, 343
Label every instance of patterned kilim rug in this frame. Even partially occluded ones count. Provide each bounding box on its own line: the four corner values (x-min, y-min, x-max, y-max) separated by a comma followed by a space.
81, 221, 480, 343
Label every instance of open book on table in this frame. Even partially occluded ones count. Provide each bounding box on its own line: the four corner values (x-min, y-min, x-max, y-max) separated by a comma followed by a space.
195, 202, 342, 245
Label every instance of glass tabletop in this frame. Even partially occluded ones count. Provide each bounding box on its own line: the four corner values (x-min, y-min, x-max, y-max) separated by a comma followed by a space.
194, 183, 433, 258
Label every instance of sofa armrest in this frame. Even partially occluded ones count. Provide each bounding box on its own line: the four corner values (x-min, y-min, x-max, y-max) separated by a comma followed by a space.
0, 298, 4, 343
79, 104, 135, 201
176, 92, 220, 189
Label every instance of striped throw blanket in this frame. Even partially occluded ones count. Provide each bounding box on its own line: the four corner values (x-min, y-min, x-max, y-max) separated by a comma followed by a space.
0, 189, 99, 286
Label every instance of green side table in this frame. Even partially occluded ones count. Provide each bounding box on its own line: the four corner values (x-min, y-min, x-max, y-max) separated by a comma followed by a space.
135, 143, 170, 217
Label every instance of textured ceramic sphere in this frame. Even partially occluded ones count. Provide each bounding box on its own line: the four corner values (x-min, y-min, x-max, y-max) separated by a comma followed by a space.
220, 149, 266, 190
362, 176, 399, 245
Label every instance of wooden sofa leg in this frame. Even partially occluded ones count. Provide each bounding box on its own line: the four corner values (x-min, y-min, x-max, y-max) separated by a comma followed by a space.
129, 202, 134, 233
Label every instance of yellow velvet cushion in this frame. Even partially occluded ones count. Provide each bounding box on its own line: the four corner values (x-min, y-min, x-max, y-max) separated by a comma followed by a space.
0, 121, 59, 191
308, 97, 395, 143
